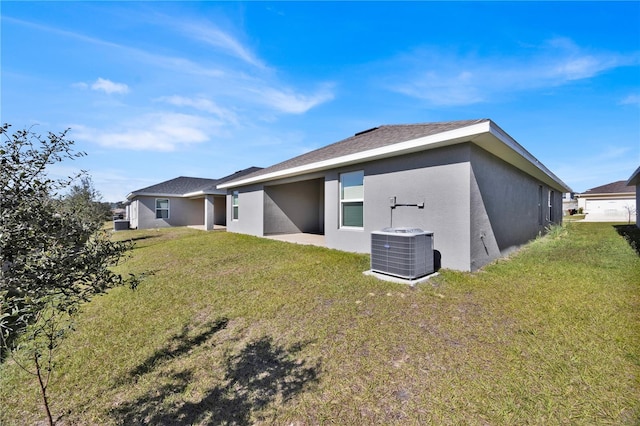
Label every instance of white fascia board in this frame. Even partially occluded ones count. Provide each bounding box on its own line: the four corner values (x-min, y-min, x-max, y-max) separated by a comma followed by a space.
184, 190, 226, 198
126, 192, 184, 199
183, 190, 205, 198
486, 122, 573, 193
218, 121, 491, 189
128, 190, 218, 199
627, 165, 640, 186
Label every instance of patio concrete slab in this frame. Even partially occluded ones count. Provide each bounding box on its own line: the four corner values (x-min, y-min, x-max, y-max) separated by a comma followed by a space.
265, 233, 327, 247
363, 270, 440, 286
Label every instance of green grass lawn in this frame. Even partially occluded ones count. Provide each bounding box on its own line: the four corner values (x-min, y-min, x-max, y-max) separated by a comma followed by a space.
1, 223, 639, 425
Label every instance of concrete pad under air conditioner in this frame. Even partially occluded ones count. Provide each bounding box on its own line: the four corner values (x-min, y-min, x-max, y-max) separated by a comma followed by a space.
363, 270, 439, 286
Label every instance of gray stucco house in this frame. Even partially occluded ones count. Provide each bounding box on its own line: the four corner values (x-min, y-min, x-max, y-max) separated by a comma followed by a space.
626, 166, 640, 228
126, 167, 261, 230
218, 119, 571, 272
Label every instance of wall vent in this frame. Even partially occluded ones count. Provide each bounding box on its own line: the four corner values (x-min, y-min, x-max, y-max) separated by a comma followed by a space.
371, 227, 434, 279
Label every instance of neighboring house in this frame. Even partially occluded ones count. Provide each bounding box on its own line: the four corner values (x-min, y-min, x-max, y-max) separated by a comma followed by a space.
625, 166, 640, 228
562, 192, 578, 215
126, 167, 261, 230
577, 180, 636, 223
218, 119, 571, 272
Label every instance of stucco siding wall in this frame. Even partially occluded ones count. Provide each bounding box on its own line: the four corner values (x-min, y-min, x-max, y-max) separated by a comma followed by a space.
264, 179, 324, 235
181, 198, 205, 226
225, 185, 264, 236
325, 144, 473, 271
637, 185, 640, 227
133, 196, 204, 229
135, 197, 163, 229
469, 145, 562, 270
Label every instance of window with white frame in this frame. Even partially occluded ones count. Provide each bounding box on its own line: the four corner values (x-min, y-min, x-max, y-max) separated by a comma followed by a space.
155, 198, 169, 219
538, 185, 543, 225
340, 170, 364, 228
232, 191, 239, 220
548, 190, 555, 222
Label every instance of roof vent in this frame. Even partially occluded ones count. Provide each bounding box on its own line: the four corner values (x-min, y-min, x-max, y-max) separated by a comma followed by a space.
354, 127, 379, 136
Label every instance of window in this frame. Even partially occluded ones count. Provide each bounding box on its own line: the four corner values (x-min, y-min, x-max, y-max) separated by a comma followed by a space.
232, 191, 239, 220
340, 170, 364, 228
156, 198, 169, 219
549, 190, 555, 222
537, 185, 543, 225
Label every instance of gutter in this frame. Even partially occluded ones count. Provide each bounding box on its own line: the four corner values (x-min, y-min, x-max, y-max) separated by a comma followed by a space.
127, 190, 225, 200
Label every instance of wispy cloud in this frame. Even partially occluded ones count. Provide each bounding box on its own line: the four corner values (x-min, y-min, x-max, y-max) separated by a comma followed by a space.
170, 19, 267, 69
554, 145, 639, 192
384, 37, 640, 106
9, 14, 332, 116
72, 112, 213, 152
91, 77, 130, 95
620, 93, 640, 106
157, 15, 334, 113
6, 16, 225, 79
155, 95, 239, 125
251, 84, 335, 114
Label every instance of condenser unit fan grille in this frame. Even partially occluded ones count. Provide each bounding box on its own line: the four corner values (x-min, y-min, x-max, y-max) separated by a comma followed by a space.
371, 227, 434, 279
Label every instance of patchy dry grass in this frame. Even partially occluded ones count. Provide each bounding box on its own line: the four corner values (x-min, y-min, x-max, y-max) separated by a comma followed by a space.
1, 223, 639, 425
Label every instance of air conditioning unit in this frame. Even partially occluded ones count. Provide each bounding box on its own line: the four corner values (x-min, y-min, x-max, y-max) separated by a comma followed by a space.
371, 227, 434, 279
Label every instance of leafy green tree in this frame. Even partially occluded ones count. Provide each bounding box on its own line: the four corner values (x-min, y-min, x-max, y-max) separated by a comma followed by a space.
0, 124, 135, 425
57, 176, 113, 229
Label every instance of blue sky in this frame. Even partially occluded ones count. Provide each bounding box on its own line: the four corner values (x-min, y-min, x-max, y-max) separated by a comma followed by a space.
2, 1, 639, 201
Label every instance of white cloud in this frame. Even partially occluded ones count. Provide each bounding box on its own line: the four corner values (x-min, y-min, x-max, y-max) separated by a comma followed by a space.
72, 112, 212, 152
156, 95, 239, 125
384, 37, 640, 106
620, 94, 640, 106
71, 82, 89, 90
177, 20, 266, 69
251, 85, 335, 114
551, 56, 603, 81
9, 14, 333, 118
393, 70, 484, 106
91, 78, 130, 95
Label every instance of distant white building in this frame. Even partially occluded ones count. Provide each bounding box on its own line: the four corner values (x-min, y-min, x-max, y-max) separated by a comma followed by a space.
562, 192, 578, 215
577, 180, 636, 223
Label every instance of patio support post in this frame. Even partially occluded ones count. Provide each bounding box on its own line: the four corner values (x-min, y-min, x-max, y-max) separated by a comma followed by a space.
205, 194, 214, 230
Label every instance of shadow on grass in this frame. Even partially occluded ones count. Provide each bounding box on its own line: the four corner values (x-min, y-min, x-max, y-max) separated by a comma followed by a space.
125, 234, 162, 251
129, 317, 229, 378
614, 225, 640, 255
127, 234, 161, 242
111, 324, 320, 425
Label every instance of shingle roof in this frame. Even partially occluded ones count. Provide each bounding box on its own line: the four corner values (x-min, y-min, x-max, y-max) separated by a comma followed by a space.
199, 167, 264, 192
218, 118, 571, 192
128, 167, 263, 198
130, 176, 218, 196
581, 180, 635, 195
227, 119, 489, 182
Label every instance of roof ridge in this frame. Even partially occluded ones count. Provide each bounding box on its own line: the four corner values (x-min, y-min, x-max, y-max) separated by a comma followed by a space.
377, 118, 489, 128
582, 180, 635, 194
